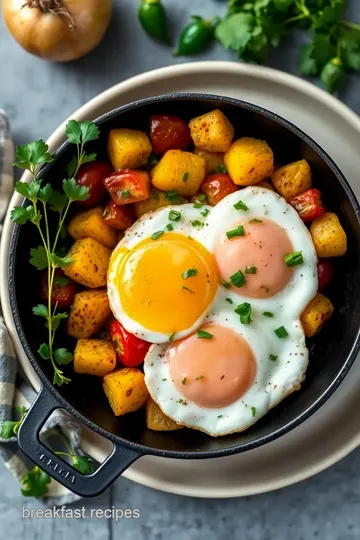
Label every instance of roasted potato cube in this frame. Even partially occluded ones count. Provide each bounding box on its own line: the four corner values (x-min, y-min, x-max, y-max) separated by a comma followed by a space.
146, 397, 183, 431
133, 189, 185, 218
103, 368, 149, 416
193, 148, 225, 174
67, 288, 111, 339
107, 128, 152, 170
151, 150, 206, 196
301, 293, 334, 337
64, 237, 111, 288
257, 178, 275, 191
189, 109, 234, 153
271, 159, 311, 201
310, 212, 347, 258
74, 339, 116, 376
68, 206, 118, 250
224, 137, 274, 186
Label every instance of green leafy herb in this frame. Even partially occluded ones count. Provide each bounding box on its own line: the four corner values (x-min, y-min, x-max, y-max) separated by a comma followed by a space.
249, 218, 262, 224
226, 297, 233, 304
53, 275, 70, 287
235, 302, 252, 324
166, 223, 174, 231
226, 225, 245, 239
72, 456, 93, 475
275, 326, 289, 338
215, 165, 227, 173
263, 311, 274, 318
151, 230, 164, 240
233, 200, 248, 211
220, 278, 232, 289
269, 354, 278, 362
0, 406, 28, 439
120, 189, 131, 200
230, 270, 246, 288
30, 246, 48, 270
169, 332, 176, 342
198, 193, 207, 202
166, 190, 181, 204
197, 329, 213, 339
217, 414, 223, 418
245, 265, 257, 274
284, 251, 304, 267
21, 466, 52, 498
182, 171, 189, 182
191, 220, 204, 228
13, 140, 53, 175
251, 406, 256, 417
182, 377, 187, 385
182, 267, 198, 280
200, 208, 210, 217
169, 209, 182, 221
193, 202, 203, 208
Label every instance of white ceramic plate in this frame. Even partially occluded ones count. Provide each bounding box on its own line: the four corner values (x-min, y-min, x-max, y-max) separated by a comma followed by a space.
2, 62, 360, 498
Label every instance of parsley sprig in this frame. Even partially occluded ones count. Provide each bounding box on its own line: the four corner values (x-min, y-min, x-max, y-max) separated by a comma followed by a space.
11, 120, 99, 386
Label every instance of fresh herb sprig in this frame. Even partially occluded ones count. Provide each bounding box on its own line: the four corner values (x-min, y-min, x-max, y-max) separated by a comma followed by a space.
11, 120, 100, 386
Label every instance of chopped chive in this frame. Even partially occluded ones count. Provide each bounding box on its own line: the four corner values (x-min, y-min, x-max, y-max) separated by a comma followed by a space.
191, 220, 204, 228
196, 375, 204, 380
220, 278, 232, 289
284, 251, 304, 267
226, 225, 245, 239
182, 268, 198, 280
217, 414, 223, 418
166, 223, 174, 231
251, 406, 256, 417
200, 208, 210, 217
215, 165, 227, 173
182, 377, 187, 385
197, 329, 213, 339
263, 312, 274, 318
168, 209, 182, 222
120, 189, 130, 199
162, 378, 167, 381
245, 265, 257, 274
169, 332, 176, 342
226, 297, 233, 304
235, 302, 252, 324
182, 286, 194, 294
198, 193, 207, 202
275, 326, 288, 338
151, 230, 164, 240
249, 218, 262, 224
193, 203, 203, 208
233, 200, 248, 211
269, 354, 278, 362
166, 190, 181, 204
177, 399, 184, 404
182, 171, 189, 183
230, 270, 246, 288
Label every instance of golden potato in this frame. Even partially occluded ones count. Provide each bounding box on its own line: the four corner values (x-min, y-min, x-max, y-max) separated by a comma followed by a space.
271, 159, 311, 201
193, 148, 225, 174
224, 137, 274, 186
257, 178, 275, 191
151, 150, 206, 196
63, 237, 111, 288
301, 293, 334, 337
107, 128, 152, 170
68, 206, 118, 250
189, 109, 234, 153
67, 288, 111, 339
146, 397, 183, 431
103, 368, 149, 416
133, 189, 185, 219
310, 212, 347, 257
74, 339, 116, 376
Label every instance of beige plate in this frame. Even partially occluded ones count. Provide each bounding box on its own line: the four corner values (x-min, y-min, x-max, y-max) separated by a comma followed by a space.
2, 62, 360, 498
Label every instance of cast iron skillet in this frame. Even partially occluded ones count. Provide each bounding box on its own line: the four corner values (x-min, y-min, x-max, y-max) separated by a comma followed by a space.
9, 94, 360, 497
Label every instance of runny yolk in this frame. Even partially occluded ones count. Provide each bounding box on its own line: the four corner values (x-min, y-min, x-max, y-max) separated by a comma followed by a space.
169, 324, 256, 408
215, 218, 294, 298
114, 233, 218, 334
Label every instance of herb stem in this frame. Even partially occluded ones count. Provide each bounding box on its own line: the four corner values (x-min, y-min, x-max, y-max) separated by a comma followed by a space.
341, 20, 360, 31
57, 430, 75, 456
52, 199, 72, 253
281, 13, 307, 27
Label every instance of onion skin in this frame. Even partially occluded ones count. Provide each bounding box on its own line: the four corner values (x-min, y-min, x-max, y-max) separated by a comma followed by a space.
2, 0, 112, 62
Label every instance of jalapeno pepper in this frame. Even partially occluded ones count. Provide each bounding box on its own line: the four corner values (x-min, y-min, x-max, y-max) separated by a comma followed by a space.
290, 188, 326, 224
174, 16, 218, 57
138, 0, 169, 44
109, 320, 151, 368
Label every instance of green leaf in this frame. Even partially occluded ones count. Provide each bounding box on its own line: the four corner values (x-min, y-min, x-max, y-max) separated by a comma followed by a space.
0, 420, 18, 439
65, 120, 82, 144
54, 348, 73, 365
21, 466, 51, 498
81, 153, 97, 165
312, 1, 345, 30
66, 155, 78, 177
215, 13, 254, 52
51, 313, 68, 331
321, 59, 345, 93
13, 140, 53, 172
38, 343, 50, 360
63, 178, 90, 202
53, 370, 71, 386
80, 122, 100, 144
50, 252, 73, 268
273, 0, 295, 10
15, 181, 31, 198
302, 34, 336, 74
340, 29, 360, 71
300, 44, 319, 76
49, 190, 68, 214
15, 405, 28, 416
38, 184, 53, 203
72, 455, 93, 474
10, 205, 34, 225
30, 246, 48, 270
53, 275, 70, 287
32, 304, 49, 318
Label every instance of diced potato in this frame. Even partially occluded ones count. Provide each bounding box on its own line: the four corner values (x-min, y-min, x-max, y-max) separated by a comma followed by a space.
74, 339, 116, 376
67, 288, 111, 339
133, 189, 185, 218
107, 128, 152, 170
146, 397, 183, 431
151, 150, 206, 196
193, 148, 225, 174
103, 368, 149, 416
68, 207, 118, 250
224, 137, 274, 186
310, 212, 347, 257
189, 109, 234, 153
301, 293, 334, 337
271, 159, 311, 201
64, 237, 111, 288
257, 178, 275, 191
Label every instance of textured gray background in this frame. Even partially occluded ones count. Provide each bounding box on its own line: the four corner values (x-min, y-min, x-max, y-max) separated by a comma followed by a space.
1, 0, 360, 538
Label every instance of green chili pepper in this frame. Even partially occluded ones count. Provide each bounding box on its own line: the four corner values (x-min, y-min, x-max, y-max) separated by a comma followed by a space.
174, 16, 219, 57
138, 0, 169, 44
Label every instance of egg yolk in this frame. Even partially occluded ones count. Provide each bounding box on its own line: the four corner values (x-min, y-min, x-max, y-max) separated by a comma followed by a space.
215, 218, 294, 298
169, 324, 256, 408
114, 233, 218, 334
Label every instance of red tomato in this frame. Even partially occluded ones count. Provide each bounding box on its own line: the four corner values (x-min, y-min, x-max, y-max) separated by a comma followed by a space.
149, 115, 192, 155
317, 259, 334, 292
290, 189, 326, 223
109, 320, 151, 367
201, 173, 238, 206
75, 161, 112, 207
103, 200, 135, 231
40, 269, 78, 309
103, 169, 150, 205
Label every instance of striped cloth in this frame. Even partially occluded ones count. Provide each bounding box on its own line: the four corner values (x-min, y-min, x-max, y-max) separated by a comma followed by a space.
0, 111, 83, 504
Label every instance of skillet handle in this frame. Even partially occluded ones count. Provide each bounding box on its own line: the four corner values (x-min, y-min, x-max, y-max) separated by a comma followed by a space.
17, 384, 142, 497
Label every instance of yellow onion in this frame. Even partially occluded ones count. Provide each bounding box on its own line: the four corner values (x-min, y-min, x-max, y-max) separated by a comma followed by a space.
2, 0, 112, 62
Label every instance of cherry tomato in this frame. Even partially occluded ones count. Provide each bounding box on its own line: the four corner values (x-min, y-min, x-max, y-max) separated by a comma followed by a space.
103, 169, 150, 205
40, 269, 78, 309
103, 200, 135, 231
317, 259, 334, 292
290, 189, 326, 224
75, 161, 112, 207
109, 320, 151, 367
149, 115, 192, 155
201, 173, 238, 206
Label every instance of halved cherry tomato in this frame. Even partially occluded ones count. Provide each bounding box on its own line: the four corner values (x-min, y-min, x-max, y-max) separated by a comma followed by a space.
103, 200, 135, 231
75, 161, 112, 207
40, 269, 78, 309
149, 115, 192, 155
109, 320, 151, 367
103, 169, 150, 205
201, 173, 238, 206
290, 189, 326, 224
317, 259, 334, 292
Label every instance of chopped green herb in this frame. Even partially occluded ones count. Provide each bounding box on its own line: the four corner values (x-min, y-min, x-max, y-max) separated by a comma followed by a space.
226, 297, 233, 304
193, 202, 203, 208
200, 208, 210, 217
151, 230, 164, 240
235, 302, 252, 324
182, 377, 187, 385
249, 218, 262, 224
168, 209, 181, 222
263, 312, 274, 318
245, 265, 257, 274
284, 251, 304, 267
162, 378, 167, 381
177, 399, 184, 404
120, 190, 130, 199
217, 414, 223, 418
261, 286, 270, 293
275, 326, 288, 339
220, 278, 231, 289
269, 354, 278, 362
196, 375, 204, 380
182, 267, 198, 280
191, 220, 204, 228
182, 286, 194, 294
226, 225, 244, 239
198, 193, 207, 202
166, 223, 174, 231
233, 200, 248, 211
197, 329, 213, 339
215, 165, 227, 173
166, 190, 181, 204
169, 333, 176, 342
182, 171, 189, 183
230, 270, 246, 288
251, 406, 256, 417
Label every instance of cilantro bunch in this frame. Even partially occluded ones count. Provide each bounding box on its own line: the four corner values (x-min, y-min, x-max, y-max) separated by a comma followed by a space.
11, 120, 100, 386
214, 0, 360, 93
